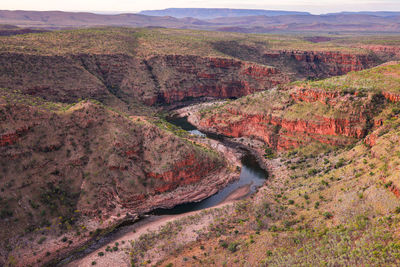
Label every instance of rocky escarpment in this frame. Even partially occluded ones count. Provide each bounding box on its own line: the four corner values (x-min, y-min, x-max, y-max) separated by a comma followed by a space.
0, 47, 386, 108
382, 91, 400, 103
0, 53, 288, 107
193, 61, 399, 152
198, 110, 366, 151
356, 45, 400, 58
145, 55, 288, 105
212, 40, 381, 80
194, 86, 385, 151
263, 50, 376, 77
0, 94, 236, 266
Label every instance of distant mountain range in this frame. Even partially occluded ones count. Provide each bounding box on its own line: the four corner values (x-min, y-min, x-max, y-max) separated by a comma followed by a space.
326, 11, 400, 17
139, 8, 310, 19
0, 9, 399, 33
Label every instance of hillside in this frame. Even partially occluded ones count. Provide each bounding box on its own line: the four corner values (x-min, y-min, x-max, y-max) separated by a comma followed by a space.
0, 88, 235, 266
1, 26, 400, 266
134, 62, 400, 266
139, 8, 310, 19
163, 111, 400, 266
0, 10, 400, 33
194, 61, 400, 150
1, 27, 399, 109
0, 25, 48, 36
0, 10, 195, 29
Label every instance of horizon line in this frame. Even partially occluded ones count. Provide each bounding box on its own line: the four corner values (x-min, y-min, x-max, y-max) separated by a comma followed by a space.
2, 8, 400, 16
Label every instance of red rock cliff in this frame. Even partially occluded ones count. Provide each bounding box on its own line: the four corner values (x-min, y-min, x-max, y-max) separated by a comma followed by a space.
0, 50, 384, 107
145, 55, 289, 105
199, 111, 365, 151
197, 86, 380, 151
263, 50, 376, 78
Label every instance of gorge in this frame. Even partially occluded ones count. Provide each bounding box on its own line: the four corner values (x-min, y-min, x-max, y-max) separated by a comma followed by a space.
1, 27, 400, 266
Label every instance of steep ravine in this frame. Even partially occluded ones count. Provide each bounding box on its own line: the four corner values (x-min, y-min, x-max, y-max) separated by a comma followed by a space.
192, 87, 385, 151
0, 50, 383, 108
0, 99, 239, 267
58, 116, 268, 266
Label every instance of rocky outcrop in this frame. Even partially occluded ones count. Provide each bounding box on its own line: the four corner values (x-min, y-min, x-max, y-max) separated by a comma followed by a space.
364, 133, 378, 147
263, 50, 375, 76
231, 48, 378, 79
147, 153, 218, 187
194, 84, 385, 151
382, 91, 400, 103
198, 111, 364, 150
0, 49, 384, 108
262, 50, 378, 79
358, 45, 400, 57
213, 41, 381, 80
290, 87, 340, 103
381, 178, 400, 198
0, 127, 28, 146
146, 55, 288, 105
0, 100, 236, 267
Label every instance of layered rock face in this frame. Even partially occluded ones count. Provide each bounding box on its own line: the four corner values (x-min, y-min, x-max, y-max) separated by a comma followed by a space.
212, 41, 381, 80
357, 45, 400, 57
0, 53, 287, 107
196, 87, 383, 151
0, 49, 382, 108
145, 55, 288, 104
263, 50, 375, 78
199, 110, 365, 150
382, 91, 400, 103
0, 96, 231, 266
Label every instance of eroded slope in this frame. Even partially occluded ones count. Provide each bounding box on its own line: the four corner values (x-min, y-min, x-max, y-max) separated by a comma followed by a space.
1, 28, 397, 108
194, 62, 400, 151
138, 63, 400, 267
0, 89, 232, 266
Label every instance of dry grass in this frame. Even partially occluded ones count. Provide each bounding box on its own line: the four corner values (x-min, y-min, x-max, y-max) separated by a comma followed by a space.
296, 61, 400, 94
157, 108, 400, 266
1, 27, 392, 58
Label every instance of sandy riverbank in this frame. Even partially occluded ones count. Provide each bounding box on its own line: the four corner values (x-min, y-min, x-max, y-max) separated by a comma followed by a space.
66, 183, 251, 266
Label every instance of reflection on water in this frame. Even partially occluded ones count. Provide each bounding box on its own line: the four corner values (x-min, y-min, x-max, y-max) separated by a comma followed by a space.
57, 115, 268, 265
152, 116, 268, 215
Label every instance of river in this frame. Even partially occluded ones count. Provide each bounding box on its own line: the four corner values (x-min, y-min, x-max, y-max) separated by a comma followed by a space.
60, 115, 267, 266
153, 116, 268, 215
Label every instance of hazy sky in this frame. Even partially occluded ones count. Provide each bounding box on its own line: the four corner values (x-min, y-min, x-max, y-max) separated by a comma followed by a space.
2, 0, 400, 14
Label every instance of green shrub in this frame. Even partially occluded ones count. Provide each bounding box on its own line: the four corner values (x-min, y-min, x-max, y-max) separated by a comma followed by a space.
335, 158, 346, 168
228, 242, 239, 253
38, 236, 46, 244
264, 147, 276, 159
220, 240, 228, 248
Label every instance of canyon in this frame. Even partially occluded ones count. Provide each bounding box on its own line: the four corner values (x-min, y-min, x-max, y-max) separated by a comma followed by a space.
0, 93, 239, 266
0, 51, 378, 108
194, 88, 381, 151
0, 28, 393, 111
1, 27, 400, 266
